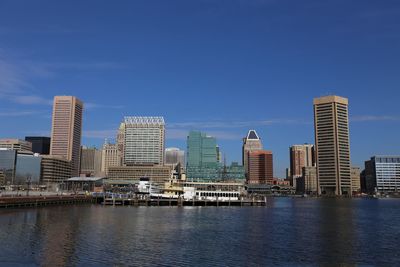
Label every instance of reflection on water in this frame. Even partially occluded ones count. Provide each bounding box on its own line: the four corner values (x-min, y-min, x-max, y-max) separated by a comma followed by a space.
317, 199, 356, 266
0, 198, 399, 266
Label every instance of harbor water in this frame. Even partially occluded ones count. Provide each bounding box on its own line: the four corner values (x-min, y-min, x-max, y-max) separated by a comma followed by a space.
0, 198, 399, 266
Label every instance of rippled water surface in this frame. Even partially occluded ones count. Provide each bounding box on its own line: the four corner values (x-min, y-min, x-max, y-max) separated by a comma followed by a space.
0, 198, 400, 266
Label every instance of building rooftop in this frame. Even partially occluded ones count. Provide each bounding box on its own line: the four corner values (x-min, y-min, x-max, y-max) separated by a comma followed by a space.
124, 116, 165, 125
246, 130, 260, 140
313, 95, 348, 105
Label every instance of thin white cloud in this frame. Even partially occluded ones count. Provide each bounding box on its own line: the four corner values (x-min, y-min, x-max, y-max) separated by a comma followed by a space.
0, 110, 43, 117
168, 118, 311, 129
0, 49, 124, 107
85, 102, 125, 110
23, 130, 51, 137
44, 62, 124, 70
83, 128, 242, 141
83, 130, 117, 139
350, 115, 400, 122
166, 129, 189, 140
167, 127, 245, 140
0, 58, 29, 95
162, 129, 243, 141
10, 95, 53, 105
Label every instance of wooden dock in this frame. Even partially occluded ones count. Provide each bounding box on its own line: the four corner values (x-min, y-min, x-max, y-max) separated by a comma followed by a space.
0, 195, 266, 209
102, 197, 266, 207
0, 195, 95, 208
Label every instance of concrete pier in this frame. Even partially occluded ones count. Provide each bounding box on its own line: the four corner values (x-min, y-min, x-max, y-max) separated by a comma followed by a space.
0, 195, 95, 208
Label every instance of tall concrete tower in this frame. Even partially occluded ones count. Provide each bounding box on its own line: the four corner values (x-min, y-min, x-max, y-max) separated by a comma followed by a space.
314, 95, 351, 196
50, 96, 83, 177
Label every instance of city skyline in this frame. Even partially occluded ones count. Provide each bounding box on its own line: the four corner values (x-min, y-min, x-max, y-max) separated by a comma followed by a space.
0, 1, 399, 177
1, 94, 399, 178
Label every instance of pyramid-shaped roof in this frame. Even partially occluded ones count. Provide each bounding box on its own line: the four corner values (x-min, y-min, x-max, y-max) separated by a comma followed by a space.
247, 130, 260, 140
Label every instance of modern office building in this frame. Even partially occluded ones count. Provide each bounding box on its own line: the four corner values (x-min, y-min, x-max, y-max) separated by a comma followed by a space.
107, 165, 172, 186
25, 137, 51, 155
314, 95, 351, 196
364, 156, 400, 194
242, 130, 263, 178
50, 96, 83, 177
351, 166, 361, 194
80, 147, 103, 177
123, 116, 165, 166
0, 149, 17, 185
15, 153, 42, 185
247, 150, 273, 184
289, 144, 315, 186
41, 155, 72, 185
165, 147, 185, 167
219, 162, 245, 181
101, 142, 120, 175
186, 131, 219, 181
0, 148, 72, 186
0, 139, 32, 152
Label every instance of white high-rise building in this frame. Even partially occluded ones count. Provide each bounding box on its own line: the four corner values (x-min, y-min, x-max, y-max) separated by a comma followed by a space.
123, 117, 165, 166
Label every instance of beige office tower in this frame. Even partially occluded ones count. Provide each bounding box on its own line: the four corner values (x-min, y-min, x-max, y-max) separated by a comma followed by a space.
80, 147, 103, 177
314, 95, 351, 196
101, 142, 119, 175
242, 130, 263, 178
50, 96, 83, 177
289, 144, 315, 186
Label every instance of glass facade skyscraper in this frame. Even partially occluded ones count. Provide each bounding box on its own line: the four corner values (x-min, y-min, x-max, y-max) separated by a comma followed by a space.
364, 156, 400, 193
186, 131, 219, 181
15, 154, 41, 185
0, 150, 41, 185
0, 150, 17, 185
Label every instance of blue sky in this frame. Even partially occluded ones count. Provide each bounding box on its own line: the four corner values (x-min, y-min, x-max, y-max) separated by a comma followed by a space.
0, 0, 399, 177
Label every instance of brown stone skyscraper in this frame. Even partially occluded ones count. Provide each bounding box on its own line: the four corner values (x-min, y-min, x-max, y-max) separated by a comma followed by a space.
50, 96, 83, 177
242, 130, 263, 178
314, 95, 351, 196
247, 150, 273, 184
